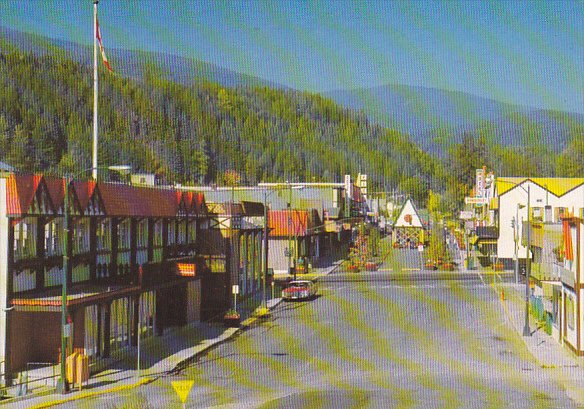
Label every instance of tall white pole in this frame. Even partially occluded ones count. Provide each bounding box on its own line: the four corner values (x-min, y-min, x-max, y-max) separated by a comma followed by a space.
92, 1, 99, 180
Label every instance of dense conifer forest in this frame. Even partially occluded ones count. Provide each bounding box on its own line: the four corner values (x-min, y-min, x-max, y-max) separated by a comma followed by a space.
0, 44, 581, 212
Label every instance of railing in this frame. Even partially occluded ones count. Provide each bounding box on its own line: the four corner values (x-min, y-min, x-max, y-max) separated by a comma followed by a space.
0, 362, 57, 398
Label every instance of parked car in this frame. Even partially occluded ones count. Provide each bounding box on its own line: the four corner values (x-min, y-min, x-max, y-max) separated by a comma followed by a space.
282, 280, 317, 301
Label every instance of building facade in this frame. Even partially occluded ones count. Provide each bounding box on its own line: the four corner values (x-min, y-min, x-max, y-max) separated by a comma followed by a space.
0, 174, 208, 382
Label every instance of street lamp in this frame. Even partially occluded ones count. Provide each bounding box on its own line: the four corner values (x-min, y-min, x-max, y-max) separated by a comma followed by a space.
514, 204, 526, 284
57, 165, 131, 394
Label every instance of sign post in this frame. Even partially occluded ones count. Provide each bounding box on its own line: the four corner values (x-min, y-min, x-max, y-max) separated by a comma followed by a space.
418, 244, 424, 271
232, 285, 239, 313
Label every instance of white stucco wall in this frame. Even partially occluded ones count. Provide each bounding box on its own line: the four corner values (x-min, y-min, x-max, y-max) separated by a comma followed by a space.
497, 181, 584, 260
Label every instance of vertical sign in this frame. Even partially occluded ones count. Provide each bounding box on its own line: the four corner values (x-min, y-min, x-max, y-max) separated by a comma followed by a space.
476, 168, 485, 198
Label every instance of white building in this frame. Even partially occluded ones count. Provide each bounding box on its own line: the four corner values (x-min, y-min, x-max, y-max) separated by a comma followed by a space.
493, 177, 584, 266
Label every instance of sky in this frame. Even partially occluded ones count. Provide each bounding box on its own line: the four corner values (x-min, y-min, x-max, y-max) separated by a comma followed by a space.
0, 0, 582, 113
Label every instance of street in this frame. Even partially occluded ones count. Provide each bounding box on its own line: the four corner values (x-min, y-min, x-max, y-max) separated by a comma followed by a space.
62, 250, 576, 409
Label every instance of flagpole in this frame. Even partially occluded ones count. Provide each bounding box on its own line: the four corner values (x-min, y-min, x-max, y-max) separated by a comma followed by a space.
92, 0, 99, 180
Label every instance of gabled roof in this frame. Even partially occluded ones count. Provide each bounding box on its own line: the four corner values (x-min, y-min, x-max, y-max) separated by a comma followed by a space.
192, 192, 206, 214
393, 198, 425, 228
6, 174, 44, 216
98, 183, 178, 217
497, 177, 584, 197
73, 180, 97, 211
269, 210, 310, 237
43, 176, 67, 213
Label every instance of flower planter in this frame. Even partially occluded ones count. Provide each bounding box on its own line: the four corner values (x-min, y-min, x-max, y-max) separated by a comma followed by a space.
441, 263, 455, 271
493, 263, 504, 272
223, 314, 241, 328
347, 265, 360, 273
365, 262, 378, 271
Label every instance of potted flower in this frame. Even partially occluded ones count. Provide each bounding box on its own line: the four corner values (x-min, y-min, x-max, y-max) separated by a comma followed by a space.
365, 261, 378, 271
425, 260, 437, 270
223, 309, 241, 327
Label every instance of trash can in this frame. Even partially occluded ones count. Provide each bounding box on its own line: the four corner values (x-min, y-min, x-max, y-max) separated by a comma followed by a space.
66, 352, 78, 385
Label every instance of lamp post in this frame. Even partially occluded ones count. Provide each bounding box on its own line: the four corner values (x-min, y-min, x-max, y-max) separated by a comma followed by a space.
514, 204, 526, 284
523, 184, 531, 337
56, 165, 131, 394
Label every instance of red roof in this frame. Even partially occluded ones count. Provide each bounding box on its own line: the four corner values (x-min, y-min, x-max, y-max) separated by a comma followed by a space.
98, 183, 179, 217
269, 210, 310, 237
192, 192, 206, 214
6, 174, 207, 218
6, 174, 44, 216
43, 176, 66, 211
73, 180, 98, 211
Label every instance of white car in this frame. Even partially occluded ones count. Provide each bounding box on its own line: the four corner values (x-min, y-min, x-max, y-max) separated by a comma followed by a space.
282, 280, 317, 301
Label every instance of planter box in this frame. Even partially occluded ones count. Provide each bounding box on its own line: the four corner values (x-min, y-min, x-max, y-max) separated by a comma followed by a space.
365, 262, 378, 271
347, 265, 360, 273
224, 315, 241, 328
425, 263, 437, 270
493, 263, 504, 271
441, 263, 455, 271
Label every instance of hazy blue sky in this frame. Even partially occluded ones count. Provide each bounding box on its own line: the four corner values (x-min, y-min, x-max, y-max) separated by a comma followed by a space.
1, 0, 582, 113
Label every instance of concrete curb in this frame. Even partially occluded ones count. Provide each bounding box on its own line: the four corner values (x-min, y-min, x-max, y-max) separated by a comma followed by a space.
27, 377, 153, 409
166, 260, 345, 373
18, 261, 346, 408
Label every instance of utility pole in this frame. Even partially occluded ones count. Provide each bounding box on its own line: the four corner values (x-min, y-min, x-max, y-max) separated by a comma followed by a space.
263, 190, 269, 308
287, 181, 292, 277
92, 0, 99, 180
523, 184, 531, 337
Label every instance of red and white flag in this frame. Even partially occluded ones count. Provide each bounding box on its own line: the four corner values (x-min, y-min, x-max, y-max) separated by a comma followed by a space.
96, 17, 113, 72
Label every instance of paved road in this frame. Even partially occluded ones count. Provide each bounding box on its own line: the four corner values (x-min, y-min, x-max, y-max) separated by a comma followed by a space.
63, 250, 577, 409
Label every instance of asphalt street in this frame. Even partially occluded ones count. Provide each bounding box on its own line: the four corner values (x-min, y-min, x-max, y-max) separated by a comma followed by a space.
62, 249, 577, 409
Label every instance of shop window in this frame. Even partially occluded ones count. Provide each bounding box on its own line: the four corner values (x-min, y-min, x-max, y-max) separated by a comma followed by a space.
97, 220, 111, 251
566, 295, 575, 331
531, 207, 543, 221
555, 207, 567, 222
153, 220, 163, 246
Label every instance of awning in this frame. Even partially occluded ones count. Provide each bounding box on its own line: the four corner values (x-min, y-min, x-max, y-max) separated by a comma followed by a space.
477, 239, 497, 244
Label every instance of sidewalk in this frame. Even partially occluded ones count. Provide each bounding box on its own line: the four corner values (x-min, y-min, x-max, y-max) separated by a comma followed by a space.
497, 281, 584, 405
273, 258, 346, 281
6, 259, 345, 408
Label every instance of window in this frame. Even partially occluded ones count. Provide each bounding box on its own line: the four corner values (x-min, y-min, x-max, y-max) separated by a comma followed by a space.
45, 220, 62, 256
118, 220, 130, 250
97, 220, 111, 251
566, 295, 575, 331
72, 219, 89, 254
178, 220, 187, 244
137, 220, 148, 248
15, 220, 35, 258
153, 220, 163, 246
188, 220, 197, 244
555, 207, 567, 222
531, 207, 543, 221
167, 221, 176, 244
